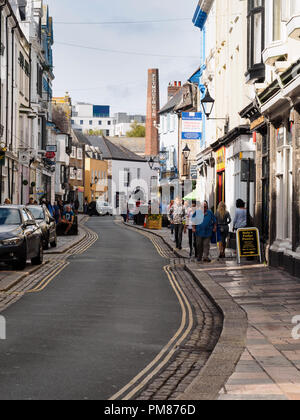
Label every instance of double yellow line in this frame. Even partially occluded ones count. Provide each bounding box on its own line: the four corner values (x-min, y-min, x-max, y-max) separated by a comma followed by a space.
109, 264, 193, 401
27, 261, 70, 293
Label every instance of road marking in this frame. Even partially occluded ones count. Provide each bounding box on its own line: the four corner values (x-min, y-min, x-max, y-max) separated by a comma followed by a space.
109, 265, 193, 401
26, 262, 70, 293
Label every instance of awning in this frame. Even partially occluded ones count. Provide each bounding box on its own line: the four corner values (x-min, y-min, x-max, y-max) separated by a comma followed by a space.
183, 190, 198, 201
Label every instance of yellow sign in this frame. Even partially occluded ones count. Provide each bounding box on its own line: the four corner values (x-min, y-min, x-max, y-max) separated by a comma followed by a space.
237, 228, 262, 264
216, 147, 226, 172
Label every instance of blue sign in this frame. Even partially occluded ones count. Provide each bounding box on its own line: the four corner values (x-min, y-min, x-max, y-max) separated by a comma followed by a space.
182, 112, 203, 140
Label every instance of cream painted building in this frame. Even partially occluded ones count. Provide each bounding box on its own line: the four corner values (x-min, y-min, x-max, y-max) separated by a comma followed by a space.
194, 0, 256, 221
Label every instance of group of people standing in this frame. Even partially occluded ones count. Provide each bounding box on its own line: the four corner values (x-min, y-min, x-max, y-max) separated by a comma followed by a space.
167, 198, 248, 263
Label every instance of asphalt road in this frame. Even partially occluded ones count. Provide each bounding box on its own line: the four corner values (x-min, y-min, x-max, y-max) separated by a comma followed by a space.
0, 217, 181, 400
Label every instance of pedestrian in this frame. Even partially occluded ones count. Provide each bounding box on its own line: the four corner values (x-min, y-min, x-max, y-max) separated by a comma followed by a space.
170, 197, 185, 250
27, 197, 34, 205
61, 205, 75, 235
215, 201, 232, 259
167, 200, 175, 236
53, 201, 61, 224
193, 201, 217, 263
83, 197, 89, 215
233, 199, 247, 231
74, 198, 80, 215
184, 200, 197, 258
47, 201, 54, 217
4, 198, 11, 205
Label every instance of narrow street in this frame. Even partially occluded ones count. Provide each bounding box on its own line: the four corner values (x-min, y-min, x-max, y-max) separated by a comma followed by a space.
0, 218, 183, 400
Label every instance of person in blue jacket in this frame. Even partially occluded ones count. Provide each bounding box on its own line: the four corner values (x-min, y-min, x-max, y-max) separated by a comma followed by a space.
193, 201, 217, 263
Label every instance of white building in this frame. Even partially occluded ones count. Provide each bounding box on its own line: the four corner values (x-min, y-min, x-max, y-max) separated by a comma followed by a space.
72, 103, 115, 136
194, 0, 255, 221
86, 136, 158, 212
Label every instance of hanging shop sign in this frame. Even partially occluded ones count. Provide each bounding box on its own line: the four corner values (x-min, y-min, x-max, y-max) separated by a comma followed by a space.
216, 147, 226, 172
236, 228, 262, 264
182, 112, 203, 140
46, 145, 57, 153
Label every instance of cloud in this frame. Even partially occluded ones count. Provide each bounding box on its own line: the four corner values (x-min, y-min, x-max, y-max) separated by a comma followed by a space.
48, 0, 200, 114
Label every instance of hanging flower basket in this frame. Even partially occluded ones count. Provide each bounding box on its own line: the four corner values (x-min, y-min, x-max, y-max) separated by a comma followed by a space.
23, 180, 29, 186
31, 182, 36, 188
145, 214, 162, 230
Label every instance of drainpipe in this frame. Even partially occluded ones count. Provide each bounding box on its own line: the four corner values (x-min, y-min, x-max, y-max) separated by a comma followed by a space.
5, 6, 12, 148
0, 1, 7, 205
8, 22, 17, 201
0, 1, 7, 133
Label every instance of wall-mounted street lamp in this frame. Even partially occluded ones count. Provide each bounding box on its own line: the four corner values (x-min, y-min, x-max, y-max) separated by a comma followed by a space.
148, 157, 155, 170
148, 150, 169, 171
182, 144, 191, 160
182, 144, 191, 178
201, 88, 229, 133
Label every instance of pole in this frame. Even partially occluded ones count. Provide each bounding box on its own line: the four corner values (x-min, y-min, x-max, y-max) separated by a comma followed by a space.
247, 158, 251, 227
0, 163, 2, 204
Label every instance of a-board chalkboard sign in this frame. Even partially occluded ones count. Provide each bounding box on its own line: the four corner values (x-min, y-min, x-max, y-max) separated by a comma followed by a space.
236, 228, 262, 264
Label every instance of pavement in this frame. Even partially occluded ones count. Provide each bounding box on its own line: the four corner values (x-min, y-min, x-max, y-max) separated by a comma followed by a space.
128, 223, 300, 401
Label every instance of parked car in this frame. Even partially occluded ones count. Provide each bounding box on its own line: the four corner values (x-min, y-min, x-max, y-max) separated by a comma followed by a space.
96, 200, 113, 216
0, 205, 43, 270
27, 205, 57, 249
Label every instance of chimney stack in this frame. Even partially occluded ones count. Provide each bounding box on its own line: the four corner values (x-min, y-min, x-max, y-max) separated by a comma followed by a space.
168, 81, 182, 101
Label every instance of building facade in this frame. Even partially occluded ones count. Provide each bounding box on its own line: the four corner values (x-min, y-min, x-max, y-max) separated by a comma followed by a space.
0, 0, 56, 205
72, 103, 115, 137
194, 0, 255, 221
241, 0, 300, 272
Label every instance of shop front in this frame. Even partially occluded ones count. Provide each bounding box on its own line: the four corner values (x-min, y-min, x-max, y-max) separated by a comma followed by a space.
215, 146, 226, 209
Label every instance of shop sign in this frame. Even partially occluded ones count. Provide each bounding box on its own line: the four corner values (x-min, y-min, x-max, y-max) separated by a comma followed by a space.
182, 112, 203, 140
216, 147, 226, 172
237, 228, 262, 264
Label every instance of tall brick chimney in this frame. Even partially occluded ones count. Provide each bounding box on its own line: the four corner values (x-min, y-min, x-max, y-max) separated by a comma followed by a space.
145, 69, 160, 157
168, 81, 182, 101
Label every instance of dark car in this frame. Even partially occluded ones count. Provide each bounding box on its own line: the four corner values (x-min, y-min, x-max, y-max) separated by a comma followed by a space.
0, 205, 43, 270
27, 205, 57, 250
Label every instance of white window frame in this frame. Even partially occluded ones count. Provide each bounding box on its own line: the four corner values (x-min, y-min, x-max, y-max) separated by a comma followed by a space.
71, 146, 76, 158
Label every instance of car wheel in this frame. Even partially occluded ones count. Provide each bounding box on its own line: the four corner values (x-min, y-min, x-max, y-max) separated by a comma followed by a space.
31, 242, 43, 266
13, 253, 27, 271
50, 235, 57, 248
43, 235, 49, 250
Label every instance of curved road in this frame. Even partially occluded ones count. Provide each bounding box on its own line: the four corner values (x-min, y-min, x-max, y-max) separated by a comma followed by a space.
0, 217, 182, 400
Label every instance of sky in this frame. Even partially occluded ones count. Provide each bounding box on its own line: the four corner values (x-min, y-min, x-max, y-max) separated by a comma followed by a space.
47, 0, 200, 116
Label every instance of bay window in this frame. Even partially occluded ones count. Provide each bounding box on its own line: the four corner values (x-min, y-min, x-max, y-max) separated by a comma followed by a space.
246, 0, 265, 83
291, 0, 300, 15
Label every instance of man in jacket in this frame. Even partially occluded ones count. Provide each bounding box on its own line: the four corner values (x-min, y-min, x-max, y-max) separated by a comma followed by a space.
193, 201, 217, 263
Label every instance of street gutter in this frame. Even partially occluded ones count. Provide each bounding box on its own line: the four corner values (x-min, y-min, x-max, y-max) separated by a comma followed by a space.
123, 221, 248, 400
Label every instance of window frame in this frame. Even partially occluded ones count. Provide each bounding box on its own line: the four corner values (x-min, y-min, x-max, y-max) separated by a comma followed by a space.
247, 0, 265, 69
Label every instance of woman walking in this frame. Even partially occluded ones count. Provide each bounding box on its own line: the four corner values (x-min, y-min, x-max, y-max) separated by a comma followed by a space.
215, 202, 232, 259
233, 199, 247, 231
184, 200, 197, 258
167, 200, 175, 237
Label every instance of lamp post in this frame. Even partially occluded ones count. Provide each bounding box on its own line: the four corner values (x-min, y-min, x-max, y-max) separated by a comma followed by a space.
182, 144, 191, 179
201, 88, 229, 133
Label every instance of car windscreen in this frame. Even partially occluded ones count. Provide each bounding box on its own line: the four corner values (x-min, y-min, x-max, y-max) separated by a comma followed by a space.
0, 209, 21, 225
27, 207, 44, 220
